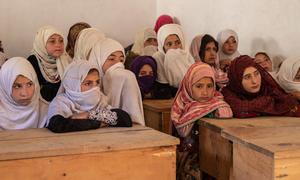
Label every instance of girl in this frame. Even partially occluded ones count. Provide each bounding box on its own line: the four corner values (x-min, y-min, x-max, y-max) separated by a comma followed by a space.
130, 56, 157, 99
73, 28, 105, 61
66, 22, 91, 58
47, 60, 132, 133
221, 55, 300, 118
171, 62, 232, 179
125, 28, 158, 69
190, 34, 228, 88
217, 29, 240, 72
153, 24, 193, 98
277, 57, 300, 101
88, 38, 145, 125
28, 26, 71, 102
0, 57, 48, 130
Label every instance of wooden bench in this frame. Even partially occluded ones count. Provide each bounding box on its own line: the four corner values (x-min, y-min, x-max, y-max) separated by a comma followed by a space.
198, 117, 300, 180
143, 99, 173, 134
0, 125, 179, 180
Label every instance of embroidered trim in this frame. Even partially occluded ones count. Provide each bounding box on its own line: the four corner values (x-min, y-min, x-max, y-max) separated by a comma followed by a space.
89, 107, 118, 125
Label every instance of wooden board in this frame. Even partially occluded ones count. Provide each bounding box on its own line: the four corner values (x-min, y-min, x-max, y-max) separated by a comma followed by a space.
143, 99, 173, 134
0, 126, 179, 179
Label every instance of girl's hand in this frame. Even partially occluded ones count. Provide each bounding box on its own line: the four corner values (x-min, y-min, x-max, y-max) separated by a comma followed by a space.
71, 112, 89, 119
291, 91, 300, 100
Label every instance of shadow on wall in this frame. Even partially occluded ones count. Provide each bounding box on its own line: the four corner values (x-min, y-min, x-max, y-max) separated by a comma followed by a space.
251, 37, 285, 71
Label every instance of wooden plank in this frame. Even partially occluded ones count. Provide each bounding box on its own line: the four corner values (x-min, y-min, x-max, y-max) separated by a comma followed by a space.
232, 143, 273, 180
0, 127, 179, 161
275, 156, 300, 180
0, 125, 149, 141
144, 108, 161, 131
199, 125, 232, 180
143, 99, 173, 112
0, 146, 176, 180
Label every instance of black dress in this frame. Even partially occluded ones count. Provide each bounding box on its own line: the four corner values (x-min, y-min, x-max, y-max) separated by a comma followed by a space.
47, 108, 132, 133
27, 55, 61, 102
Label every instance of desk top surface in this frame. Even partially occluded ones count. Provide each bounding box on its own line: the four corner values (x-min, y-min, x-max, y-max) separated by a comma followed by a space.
0, 125, 179, 161
199, 117, 300, 158
143, 99, 173, 112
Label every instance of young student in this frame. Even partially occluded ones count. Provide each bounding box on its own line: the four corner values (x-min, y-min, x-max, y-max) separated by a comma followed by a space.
171, 63, 232, 179
153, 24, 194, 98
66, 22, 91, 58
221, 55, 300, 118
190, 34, 228, 88
88, 38, 145, 125
217, 29, 240, 72
130, 56, 157, 99
277, 57, 300, 101
0, 57, 48, 130
125, 28, 158, 69
46, 60, 132, 133
154, 14, 174, 33
28, 25, 71, 102
73, 28, 105, 61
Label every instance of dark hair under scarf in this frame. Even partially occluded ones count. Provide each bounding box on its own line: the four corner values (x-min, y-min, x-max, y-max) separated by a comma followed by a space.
222, 55, 298, 116
130, 56, 157, 95
199, 34, 219, 61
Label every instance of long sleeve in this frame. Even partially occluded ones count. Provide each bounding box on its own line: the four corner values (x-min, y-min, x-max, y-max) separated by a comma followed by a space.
47, 115, 101, 133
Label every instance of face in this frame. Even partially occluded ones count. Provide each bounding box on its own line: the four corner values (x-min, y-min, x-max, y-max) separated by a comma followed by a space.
11, 75, 35, 106
102, 51, 125, 73
191, 77, 215, 102
163, 34, 182, 53
139, 64, 154, 77
294, 68, 300, 82
254, 54, 272, 72
222, 36, 237, 55
242, 66, 262, 93
80, 69, 100, 92
144, 38, 158, 47
203, 42, 218, 66
46, 34, 64, 58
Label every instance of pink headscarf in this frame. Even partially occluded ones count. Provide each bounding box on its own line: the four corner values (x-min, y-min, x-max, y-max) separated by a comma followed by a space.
189, 35, 229, 87
154, 15, 174, 33
171, 63, 232, 136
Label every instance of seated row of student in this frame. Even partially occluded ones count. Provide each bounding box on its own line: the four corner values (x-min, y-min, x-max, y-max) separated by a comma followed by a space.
47, 60, 132, 133
0, 57, 48, 130
277, 56, 300, 101
217, 29, 240, 72
125, 28, 158, 69
124, 14, 174, 54
170, 63, 232, 178
152, 24, 194, 98
221, 55, 300, 118
27, 26, 71, 102
190, 34, 228, 89
73, 29, 144, 125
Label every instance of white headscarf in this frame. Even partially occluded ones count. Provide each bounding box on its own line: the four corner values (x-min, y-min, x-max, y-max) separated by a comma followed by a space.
47, 60, 109, 123
88, 38, 124, 76
277, 57, 300, 92
131, 28, 157, 56
164, 49, 194, 87
32, 25, 71, 83
0, 57, 48, 130
217, 29, 240, 62
153, 24, 187, 84
89, 38, 144, 125
73, 28, 105, 61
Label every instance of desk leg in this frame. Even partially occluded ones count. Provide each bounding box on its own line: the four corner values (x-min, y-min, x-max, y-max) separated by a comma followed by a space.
162, 112, 171, 134
199, 125, 232, 180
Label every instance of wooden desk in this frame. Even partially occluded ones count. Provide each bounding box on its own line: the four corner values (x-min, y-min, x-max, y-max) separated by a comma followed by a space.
0, 126, 179, 180
143, 99, 173, 134
198, 117, 300, 180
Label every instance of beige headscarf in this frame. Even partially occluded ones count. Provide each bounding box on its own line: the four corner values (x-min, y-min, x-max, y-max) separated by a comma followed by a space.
277, 57, 300, 93
32, 25, 71, 83
131, 28, 157, 56
217, 29, 240, 62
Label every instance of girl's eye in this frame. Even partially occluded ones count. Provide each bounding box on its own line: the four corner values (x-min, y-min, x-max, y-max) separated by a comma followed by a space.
167, 42, 172, 47
207, 83, 214, 88
243, 74, 251, 80
13, 84, 21, 89
26, 82, 33, 87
